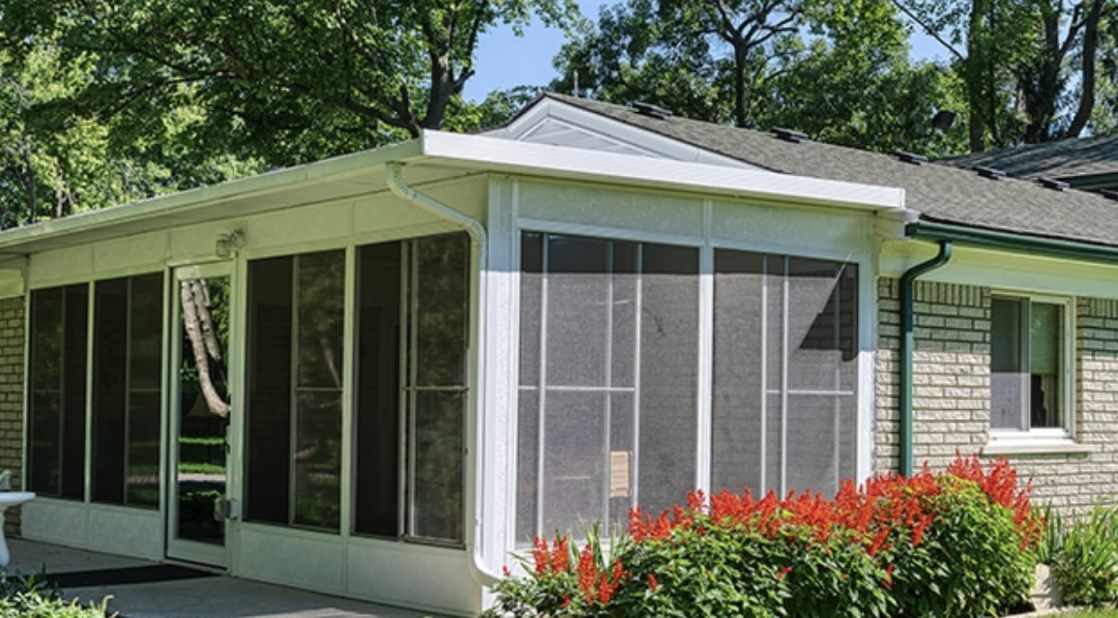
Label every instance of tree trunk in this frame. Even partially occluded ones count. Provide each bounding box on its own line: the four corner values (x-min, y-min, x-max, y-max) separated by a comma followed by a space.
181, 279, 230, 418
1067, 0, 1102, 138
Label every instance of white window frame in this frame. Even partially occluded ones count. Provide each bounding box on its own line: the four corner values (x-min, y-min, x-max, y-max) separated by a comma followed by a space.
985, 291, 1079, 452
507, 215, 874, 543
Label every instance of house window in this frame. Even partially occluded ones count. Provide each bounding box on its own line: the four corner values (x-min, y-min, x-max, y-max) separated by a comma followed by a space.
245, 251, 346, 531
354, 233, 469, 544
712, 251, 857, 497
91, 273, 164, 507
27, 285, 88, 500
990, 296, 1067, 432
517, 232, 700, 541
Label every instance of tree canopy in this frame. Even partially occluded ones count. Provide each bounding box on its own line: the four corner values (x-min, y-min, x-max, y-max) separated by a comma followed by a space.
2, 0, 1117, 225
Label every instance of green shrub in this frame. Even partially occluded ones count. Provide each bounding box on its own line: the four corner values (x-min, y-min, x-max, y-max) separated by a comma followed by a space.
0, 572, 114, 618
1043, 505, 1118, 607
483, 454, 1041, 618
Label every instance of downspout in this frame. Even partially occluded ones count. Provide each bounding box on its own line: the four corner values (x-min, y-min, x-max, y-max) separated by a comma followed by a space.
385, 162, 500, 587
898, 240, 952, 478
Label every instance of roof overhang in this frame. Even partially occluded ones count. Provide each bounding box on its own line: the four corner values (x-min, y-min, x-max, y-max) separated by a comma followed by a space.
0, 130, 906, 259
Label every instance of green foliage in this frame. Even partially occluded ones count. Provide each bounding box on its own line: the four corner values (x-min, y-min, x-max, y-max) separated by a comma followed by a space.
0, 572, 112, 618
1043, 504, 1118, 607
0, 0, 580, 172
483, 456, 1040, 618
552, 0, 969, 155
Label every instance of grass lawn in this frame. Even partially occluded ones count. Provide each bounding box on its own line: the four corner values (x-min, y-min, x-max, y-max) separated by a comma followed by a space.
1066, 611, 1118, 617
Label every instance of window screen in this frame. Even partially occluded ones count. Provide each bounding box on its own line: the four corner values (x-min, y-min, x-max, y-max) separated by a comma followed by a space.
517, 232, 699, 541
712, 251, 857, 498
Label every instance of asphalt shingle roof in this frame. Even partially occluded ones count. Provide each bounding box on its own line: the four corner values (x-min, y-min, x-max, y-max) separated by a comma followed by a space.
540, 93, 1118, 249
939, 132, 1118, 182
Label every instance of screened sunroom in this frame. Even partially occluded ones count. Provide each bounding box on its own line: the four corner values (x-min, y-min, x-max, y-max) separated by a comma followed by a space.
0, 126, 903, 616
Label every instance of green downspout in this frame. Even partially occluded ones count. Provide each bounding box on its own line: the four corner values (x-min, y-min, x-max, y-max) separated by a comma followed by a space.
899, 240, 952, 477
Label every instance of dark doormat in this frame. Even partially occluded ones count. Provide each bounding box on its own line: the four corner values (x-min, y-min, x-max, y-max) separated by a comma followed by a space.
46, 564, 217, 588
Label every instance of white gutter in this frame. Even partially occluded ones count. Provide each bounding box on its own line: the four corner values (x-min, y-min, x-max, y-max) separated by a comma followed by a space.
384, 162, 501, 588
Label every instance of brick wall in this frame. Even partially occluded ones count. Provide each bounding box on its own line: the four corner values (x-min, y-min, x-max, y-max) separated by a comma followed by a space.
0, 296, 23, 536
877, 279, 1118, 516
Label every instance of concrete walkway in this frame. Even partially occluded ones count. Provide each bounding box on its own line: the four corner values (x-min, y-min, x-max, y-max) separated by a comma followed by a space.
5, 539, 453, 618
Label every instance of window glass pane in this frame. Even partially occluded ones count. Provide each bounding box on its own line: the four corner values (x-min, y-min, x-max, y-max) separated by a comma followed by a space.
293, 390, 342, 530
611, 242, 638, 388
713, 250, 858, 497
415, 235, 469, 387
786, 259, 858, 392
637, 244, 698, 516
293, 251, 344, 531
785, 394, 856, 496
712, 251, 766, 495
128, 274, 163, 390
354, 242, 402, 538
991, 297, 1026, 430
515, 389, 539, 543
127, 274, 163, 508
61, 286, 88, 499
246, 257, 293, 524
609, 391, 634, 531
91, 274, 163, 507
546, 236, 610, 386
28, 288, 63, 497
412, 389, 465, 542
92, 278, 128, 504
1030, 302, 1062, 428
519, 233, 543, 388
297, 252, 345, 389
542, 391, 606, 536
127, 390, 161, 506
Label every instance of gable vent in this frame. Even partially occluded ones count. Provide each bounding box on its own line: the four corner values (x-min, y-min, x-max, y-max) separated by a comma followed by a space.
1102, 189, 1118, 201
772, 127, 809, 143
632, 101, 673, 120
972, 165, 1006, 180
895, 151, 928, 165
1037, 176, 1069, 191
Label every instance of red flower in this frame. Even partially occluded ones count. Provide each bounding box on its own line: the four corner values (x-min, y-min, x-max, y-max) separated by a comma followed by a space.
648, 573, 659, 591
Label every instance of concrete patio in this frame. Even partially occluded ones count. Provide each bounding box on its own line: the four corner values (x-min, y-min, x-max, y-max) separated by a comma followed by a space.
4, 539, 454, 618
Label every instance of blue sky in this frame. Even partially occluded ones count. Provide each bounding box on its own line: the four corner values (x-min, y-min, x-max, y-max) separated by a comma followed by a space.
465, 1, 947, 103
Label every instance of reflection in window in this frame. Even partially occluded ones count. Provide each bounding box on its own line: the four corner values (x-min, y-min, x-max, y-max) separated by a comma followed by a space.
991, 297, 1065, 431
92, 273, 164, 507
354, 233, 469, 544
27, 285, 88, 500
246, 251, 345, 531
517, 232, 700, 542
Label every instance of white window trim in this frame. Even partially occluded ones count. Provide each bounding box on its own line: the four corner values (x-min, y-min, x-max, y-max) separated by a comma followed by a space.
508, 216, 874, 532
985, 291, 1077, 450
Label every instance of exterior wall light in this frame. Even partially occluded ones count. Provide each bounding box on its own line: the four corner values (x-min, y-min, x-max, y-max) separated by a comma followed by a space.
215, 230, 244, 258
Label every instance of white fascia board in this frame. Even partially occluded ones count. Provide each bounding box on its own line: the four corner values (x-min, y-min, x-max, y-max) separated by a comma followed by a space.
421, 130, 906, 212
485, 98, 757, 170
0, 140, 424, 254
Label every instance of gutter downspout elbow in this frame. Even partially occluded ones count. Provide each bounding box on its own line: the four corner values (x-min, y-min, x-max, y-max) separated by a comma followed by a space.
385, 162, 500, 588
898, 240, 952, 477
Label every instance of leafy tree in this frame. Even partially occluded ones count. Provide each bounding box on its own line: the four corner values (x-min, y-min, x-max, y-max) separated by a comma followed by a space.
0, 32, 265, 226
0, 0, 580, 169
893, 0, 1112, 150
552, 0, 967, 154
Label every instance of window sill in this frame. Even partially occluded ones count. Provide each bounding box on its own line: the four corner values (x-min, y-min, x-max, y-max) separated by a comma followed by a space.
980, 439, 1092, 457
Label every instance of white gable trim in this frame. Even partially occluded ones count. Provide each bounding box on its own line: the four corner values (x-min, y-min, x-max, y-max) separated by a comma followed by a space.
422, 131, 906, 212
484, 97, 759, 169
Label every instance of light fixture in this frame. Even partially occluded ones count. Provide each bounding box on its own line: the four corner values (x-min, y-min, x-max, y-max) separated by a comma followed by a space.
215, 230, 244, 258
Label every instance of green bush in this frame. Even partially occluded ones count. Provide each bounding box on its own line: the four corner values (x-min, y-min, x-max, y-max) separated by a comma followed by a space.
483, 455, 1041, 618
0, 572, 113, 618
1042, 505, 1118, 607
